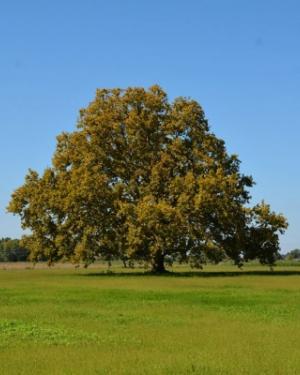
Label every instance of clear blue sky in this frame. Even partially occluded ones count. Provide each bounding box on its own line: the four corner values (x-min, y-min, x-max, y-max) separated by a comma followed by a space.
0, 0, 299, 252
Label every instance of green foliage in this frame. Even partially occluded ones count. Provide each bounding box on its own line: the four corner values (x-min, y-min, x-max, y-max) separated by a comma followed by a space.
283, 248, 300, 261
0, 238, 29, 262
8, 86, 288, 271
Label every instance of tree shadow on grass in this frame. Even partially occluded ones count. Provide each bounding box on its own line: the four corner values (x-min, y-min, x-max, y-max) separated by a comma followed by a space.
82, 269, 300, 278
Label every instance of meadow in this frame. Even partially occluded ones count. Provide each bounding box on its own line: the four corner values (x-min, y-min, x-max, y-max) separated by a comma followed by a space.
1, 262, 300, 374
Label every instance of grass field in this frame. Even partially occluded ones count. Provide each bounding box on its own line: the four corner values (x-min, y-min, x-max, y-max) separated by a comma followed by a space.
1, 262, 300, 374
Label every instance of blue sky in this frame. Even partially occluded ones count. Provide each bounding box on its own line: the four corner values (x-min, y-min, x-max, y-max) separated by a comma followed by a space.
0, 0, 299, 251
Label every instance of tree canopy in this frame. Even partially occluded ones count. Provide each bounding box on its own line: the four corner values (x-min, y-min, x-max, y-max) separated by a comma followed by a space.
8, 85, 288, 271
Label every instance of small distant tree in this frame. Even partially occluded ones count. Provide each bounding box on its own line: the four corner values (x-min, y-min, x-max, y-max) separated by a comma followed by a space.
0, 238, 29, 262
285, 249, 300, 260
8, 86, 288, 272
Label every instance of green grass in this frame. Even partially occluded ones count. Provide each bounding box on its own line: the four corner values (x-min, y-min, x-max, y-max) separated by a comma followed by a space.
1, 263, 300, 374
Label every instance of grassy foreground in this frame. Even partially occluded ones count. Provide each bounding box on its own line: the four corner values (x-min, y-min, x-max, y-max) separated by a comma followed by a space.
1, 263, 300, 374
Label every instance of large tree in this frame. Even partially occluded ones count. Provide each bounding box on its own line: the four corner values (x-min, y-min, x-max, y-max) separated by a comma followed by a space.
8, 86, 288, 271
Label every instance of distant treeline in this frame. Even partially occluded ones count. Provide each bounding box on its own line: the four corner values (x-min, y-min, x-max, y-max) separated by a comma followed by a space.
0, 238, 29, 262
0, 237, 299, 264
283, 249, 300, 260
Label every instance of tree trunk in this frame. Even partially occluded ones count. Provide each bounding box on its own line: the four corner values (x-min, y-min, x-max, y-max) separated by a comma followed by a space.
122, 259, 127, 268
151, 252, 166, 273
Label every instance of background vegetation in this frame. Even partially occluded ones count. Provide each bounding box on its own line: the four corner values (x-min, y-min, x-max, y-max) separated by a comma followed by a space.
0, 238, 29, 262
